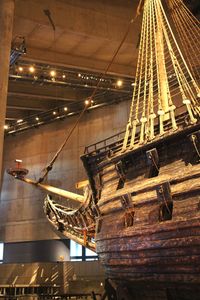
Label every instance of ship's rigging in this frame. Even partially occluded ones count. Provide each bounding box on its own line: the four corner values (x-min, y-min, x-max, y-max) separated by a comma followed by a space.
122, 0, 200, 152
167, 0, 200, 81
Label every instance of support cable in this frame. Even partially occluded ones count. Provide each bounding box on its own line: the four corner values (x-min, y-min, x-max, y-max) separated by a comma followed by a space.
37, 0, 144, 183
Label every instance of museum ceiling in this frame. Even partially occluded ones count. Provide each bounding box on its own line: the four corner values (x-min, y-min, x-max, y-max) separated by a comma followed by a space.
5, 0, 200, 134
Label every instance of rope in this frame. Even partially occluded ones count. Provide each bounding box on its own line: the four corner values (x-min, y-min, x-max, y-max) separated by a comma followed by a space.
149, 152, 159, 172
122, 0, 200, 151
37, 0, 144, 183
191, 135, 200, 158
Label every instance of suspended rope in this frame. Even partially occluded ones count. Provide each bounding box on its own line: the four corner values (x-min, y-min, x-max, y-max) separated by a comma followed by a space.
121, 0, 200, 152
167, 0, 200, 80
37, 0, 144, 183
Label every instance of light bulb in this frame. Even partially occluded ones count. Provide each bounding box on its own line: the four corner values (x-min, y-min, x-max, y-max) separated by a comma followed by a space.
50, 70, 56, 77
29, 66, 35, 73
116, 79, 123, 87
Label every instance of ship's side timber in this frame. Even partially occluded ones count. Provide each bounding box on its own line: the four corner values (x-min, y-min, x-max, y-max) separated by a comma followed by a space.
81, 120, 200, 289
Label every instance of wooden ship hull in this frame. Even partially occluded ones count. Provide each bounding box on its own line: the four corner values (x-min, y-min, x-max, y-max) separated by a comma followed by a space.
40, 117, 200, 298
81, 117, 200, 288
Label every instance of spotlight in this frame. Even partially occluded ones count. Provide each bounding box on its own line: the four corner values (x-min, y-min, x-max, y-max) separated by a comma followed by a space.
62, 74, 66, 79
29, 66, 35, 73
17, 119, 23, 123
116, 79, 123, 87
85, 99, 91, 106
35, 117, 39, 121
18, 66, 23, 72
50, 70, 56, 77
64, 107, 68, 111
53, 111, 57, 115
4, 124, 9, 130
131, 82, 135, 86
78, 73, 81, 77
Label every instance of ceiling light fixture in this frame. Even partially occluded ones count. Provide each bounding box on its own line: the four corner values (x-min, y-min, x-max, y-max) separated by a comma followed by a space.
18, 66, 23, 72
116, 79, 123, 87
85, 99, 90, 106
64, 107, 68, 111
50, 70, 56, 77
35, 117, 39, 121
62, 74, 66, 79
29, 66, 35, 73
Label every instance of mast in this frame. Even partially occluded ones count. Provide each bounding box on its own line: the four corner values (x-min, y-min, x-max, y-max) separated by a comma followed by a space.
156, 4, 169, 116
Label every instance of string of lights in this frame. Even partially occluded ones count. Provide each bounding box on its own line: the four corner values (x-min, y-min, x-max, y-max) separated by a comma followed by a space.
5, 62, 134, 135
9, 61, 134, 91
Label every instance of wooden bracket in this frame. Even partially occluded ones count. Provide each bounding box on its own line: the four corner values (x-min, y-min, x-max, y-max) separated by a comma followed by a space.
116, 161, 126, 179
120, 193, 132, 209
156, 182, 173, 221
95, 172, 102, 200
96, 217, 103, 234
146, 148, 160, 178
120, 194, 135, 228
188, 130, 200, 163
116, 161, 126, 190
124, 209, 135, 228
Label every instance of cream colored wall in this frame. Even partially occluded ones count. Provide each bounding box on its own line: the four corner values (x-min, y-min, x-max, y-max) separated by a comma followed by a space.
0, 101, 130, 242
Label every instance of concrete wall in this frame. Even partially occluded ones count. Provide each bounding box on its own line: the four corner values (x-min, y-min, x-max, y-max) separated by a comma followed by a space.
0, 101, 130, 242
3, 239, 70, 263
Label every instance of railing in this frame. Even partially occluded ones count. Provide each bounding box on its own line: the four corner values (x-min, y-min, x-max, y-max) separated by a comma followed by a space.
84, 130, 125, 154
0, 285, 60, 299
84, 109, 194, 158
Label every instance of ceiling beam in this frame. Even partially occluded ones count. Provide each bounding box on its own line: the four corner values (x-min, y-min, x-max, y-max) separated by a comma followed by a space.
8, 80, 90, 102
7, 105, 44, 111
5, 117, 17, 121
8, 91, 75, 102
